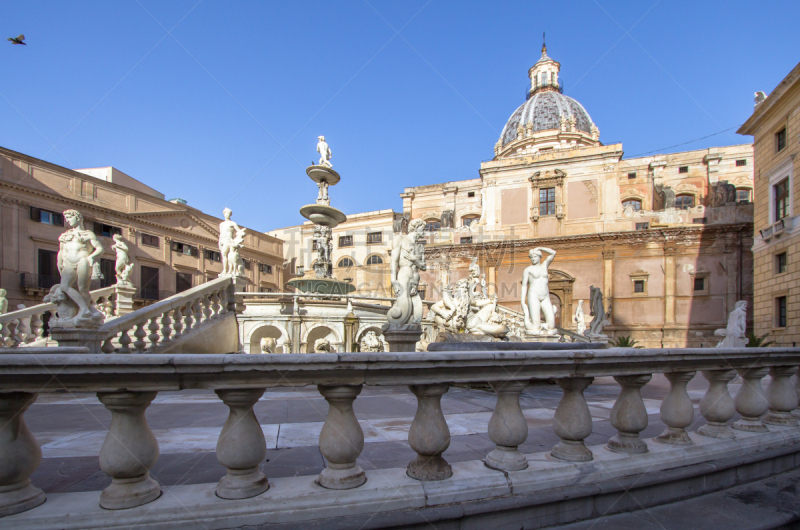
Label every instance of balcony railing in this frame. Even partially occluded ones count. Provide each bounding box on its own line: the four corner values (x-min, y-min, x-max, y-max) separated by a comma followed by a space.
1, 346, 799, 527
19, 273, 60, 291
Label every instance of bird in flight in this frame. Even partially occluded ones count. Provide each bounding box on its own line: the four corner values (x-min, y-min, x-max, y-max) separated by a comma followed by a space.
7, 34, 26, 45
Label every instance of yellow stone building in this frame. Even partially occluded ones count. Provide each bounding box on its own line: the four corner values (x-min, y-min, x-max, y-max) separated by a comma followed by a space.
738, 61, 800, 346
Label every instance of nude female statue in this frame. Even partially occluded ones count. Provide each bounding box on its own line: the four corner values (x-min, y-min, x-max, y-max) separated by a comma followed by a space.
520, 247, 557, 333
111, 234, 134, 285
219, 208, 246, 277
385, 218, 427, 329
715, 300, 747, 348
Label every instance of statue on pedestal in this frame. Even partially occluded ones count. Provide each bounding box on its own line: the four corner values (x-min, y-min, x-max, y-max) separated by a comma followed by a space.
219, 208, 246, 277
521, 247, 557, 334
44, 210, 105, 327
586, 286, 609, 338
317, 135, 332, 168
360, 331, 384, 353
112, 234, 134, 286
715, 301, 747, 348
574, 299, 586, 335
385, 219, 427, 330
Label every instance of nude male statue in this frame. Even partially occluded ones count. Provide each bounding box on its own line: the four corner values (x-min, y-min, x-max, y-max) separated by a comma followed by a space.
57, 210, 104, 321
219, 208, 246, 276
520, 247, 557, 334
317, 135, 332, 168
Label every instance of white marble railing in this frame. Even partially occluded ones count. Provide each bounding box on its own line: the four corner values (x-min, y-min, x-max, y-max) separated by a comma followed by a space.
0, 286, 119, 348
97, 276, 235, 354
0, 346, 799, 522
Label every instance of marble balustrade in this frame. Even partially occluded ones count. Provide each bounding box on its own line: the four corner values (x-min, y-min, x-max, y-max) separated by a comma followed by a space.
0, 347, 799, 517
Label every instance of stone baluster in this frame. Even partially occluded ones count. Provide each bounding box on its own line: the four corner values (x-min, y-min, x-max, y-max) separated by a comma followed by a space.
183, 303, 194, 333
763, 366, 799, 426
211, 291, 222, 317
202, 294, 213, 323
551, 377, 594, 461
0, 321, 13, 347
192, 298, 203, 326
733, 367, 769, 432
407, 384, 452, 481
485, 380, 529, 470
317, 385, 366, 489
698, 369, 736, 439
29, 312, 45, 342
101, 336, 116, 354
14, 317, 29, 345
607, 375, 651, 454
97, 391, 161, 509
133, 322, 147, 353
172, 306, 184, 339
118, 328, 133, 354
656, 371, 696, 445
0, 393, 45, 516
160, 311, 172, 346
147, 317, 160, 351
215, 388, 269, 499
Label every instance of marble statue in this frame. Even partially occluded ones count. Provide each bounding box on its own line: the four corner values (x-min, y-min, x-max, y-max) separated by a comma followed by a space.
91, 262, 103, 281
314, 337, 332, 353
0, 289, 7, 315
429, 277, 508, 339
480, 274, 488, 299
260, 337, 277, 354
360, 330, 384, 353
44, 209, 105, 327
219, 208, 246, 277
574, 299, 586, 335
316, 179, 329, 203
521, 247, 557, 334
385, 218, 426, 330
715, 301, 747, 348
586, 285, 609, 338
317, 135, 332, 168
112, 234, 134, 285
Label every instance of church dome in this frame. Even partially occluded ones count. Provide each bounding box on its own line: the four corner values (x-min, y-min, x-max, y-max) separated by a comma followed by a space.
494, 40, 600, 158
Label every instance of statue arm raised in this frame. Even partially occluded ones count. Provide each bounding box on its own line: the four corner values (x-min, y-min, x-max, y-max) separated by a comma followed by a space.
536, 247, 557, 267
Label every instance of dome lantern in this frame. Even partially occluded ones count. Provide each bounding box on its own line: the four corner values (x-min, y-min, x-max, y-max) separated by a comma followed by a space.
527, 33, 562, 98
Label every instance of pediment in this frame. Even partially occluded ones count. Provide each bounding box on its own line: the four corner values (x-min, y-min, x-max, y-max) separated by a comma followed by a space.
130, 210, 220, 239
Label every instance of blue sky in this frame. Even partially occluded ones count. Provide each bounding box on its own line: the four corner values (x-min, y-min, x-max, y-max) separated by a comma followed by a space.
2, 1, 799, 232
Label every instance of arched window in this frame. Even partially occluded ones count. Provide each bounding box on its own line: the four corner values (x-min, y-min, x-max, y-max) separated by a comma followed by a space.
461, 215, 480, 227
366, 255, 383, 266
541, 72, 547, 86
425, 219, 441, 232
622, 199, 642, 211
675, 195, 695, 210
736, 188, 751, 203
338, 257, 355, 268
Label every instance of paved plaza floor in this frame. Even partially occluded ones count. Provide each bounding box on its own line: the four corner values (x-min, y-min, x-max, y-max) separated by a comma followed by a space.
28, 373, 726, 495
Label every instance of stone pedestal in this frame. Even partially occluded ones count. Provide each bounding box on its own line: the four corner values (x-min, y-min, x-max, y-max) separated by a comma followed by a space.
522, 332, 561, 343
317, 385, 366, 489
764, 366, 799, 427
215, 388, 269, 499
97, 391, 161, 509
0, 392, 45, 516
552, 377, 594, 461
383, 326, 423, 353
485, 380, 529, 471
607, 374, 651, 454
50, 327, 104, 353
114, 284, 136, 316
407, 383, 452, 481
733, 367, 770, 432
656, 372, 696, 445
698, 370, 736, 439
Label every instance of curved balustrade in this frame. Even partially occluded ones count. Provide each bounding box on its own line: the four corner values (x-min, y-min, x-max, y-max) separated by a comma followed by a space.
0, 286, 118, 348
0, 346, 799, 525
97, 277, 235, 354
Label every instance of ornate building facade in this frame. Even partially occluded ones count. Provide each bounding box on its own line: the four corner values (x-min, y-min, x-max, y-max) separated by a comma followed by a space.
0, 146, 284, 309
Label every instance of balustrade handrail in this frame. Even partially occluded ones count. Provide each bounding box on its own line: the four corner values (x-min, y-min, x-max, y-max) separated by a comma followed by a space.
97, 276, 233, 336
239, 291, 437, 306
0, 285, 117, 326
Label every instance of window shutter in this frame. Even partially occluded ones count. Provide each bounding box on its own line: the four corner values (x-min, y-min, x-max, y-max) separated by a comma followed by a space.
54, 213, 65, 226
92, 222, 103, 236
191, 246, 198, 257
29, 206, 40, 221
171, 241, 179, 252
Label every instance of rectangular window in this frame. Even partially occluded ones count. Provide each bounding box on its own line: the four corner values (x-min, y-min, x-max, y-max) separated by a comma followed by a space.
736, 189, 751, 202
633, 280, 644, 293
29, 207, 65, 226
99, 258, 115, 288
141, 233, 159, 248
678, 166, 689, 173
259, 263, 273, 274
692, 218, 708, 224
140, 266, 160, 300
736, 159, 747, 167
460, 237, 473, 244
366, 232, 382, 245
693, 277, 705, 292
627, 172, 637, 179
204, 249, 221, 262
776, 296, 787, 327
774, 178, 789, 222
418, 289, 426, 300
37, 249, 60, 289
176, 272, 192, 294
171, 242, 198, 257
467, 191, 475, 198
539, 187, 555, 215
338, 235, 353, 248
776, 128, 787, 152
259, 286, 273, 293
92, 222, 122, 238
635, 222, 650, 230
242, 259, 251, 271
776, 252, 787, 274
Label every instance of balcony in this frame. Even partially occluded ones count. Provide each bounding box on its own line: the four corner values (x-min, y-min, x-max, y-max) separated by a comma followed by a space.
19, 273, 60, 294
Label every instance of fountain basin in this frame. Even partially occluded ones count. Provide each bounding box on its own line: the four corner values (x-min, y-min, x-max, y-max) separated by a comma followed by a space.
306, 165, 341, 186
299, 204, 347, 227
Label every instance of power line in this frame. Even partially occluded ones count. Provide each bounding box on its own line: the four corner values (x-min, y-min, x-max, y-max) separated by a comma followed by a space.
627, 126, 739, 158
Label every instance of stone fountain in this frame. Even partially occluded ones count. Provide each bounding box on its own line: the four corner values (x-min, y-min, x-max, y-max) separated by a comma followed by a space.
288, 137, 355, 296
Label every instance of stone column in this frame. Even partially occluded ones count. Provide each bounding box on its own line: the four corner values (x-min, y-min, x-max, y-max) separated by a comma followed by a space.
114, 283, 136, 316
0, 392, 45, 516
317, 385, 366, 489
663, 247, 677, 346
698, 370, 736, 439
551, 377, 594, 461
407, 383, 452, 481
97, 391, 161, 509
215, 388, 269, 499
733, 367, 769, 432
656, 371, 696, 445
602, 250, 615, 325
607, 375, 651, 454
485, 380, 529, 471
764, 366, 799, 426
